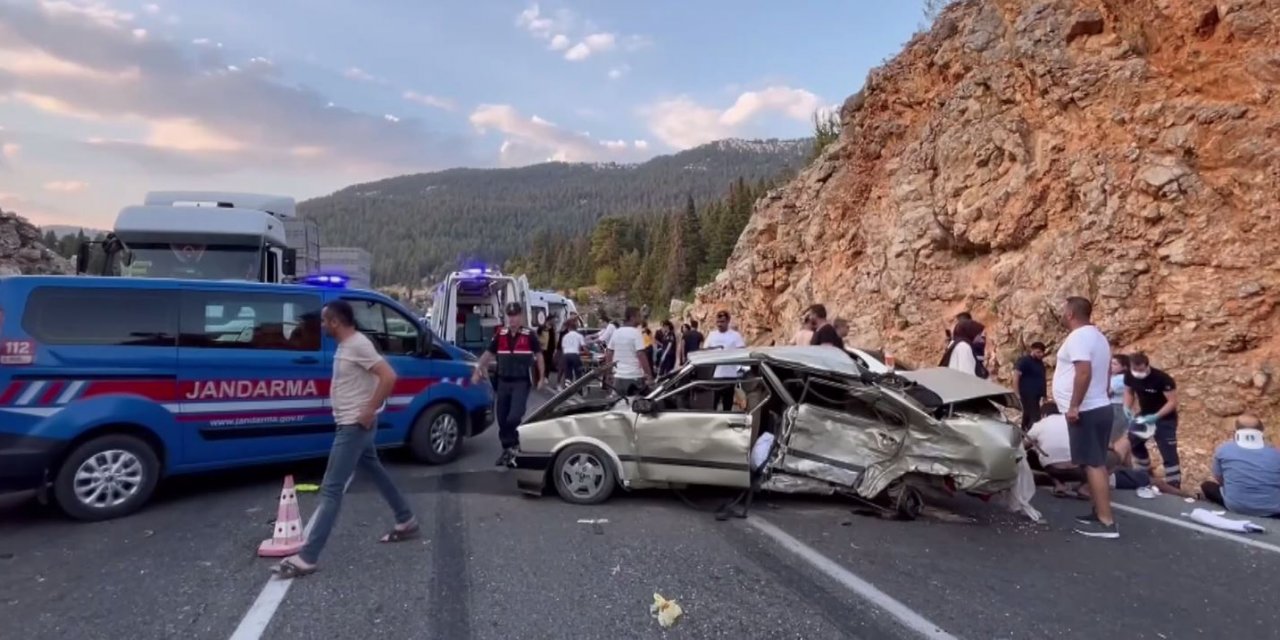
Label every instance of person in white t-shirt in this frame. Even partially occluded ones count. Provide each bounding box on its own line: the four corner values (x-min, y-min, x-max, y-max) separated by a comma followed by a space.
594, 312, 617, 348
704, 310, 747, 411
605, 306, 652, 396
1026, 402, 1084, 497
559, 318, 586, 385
1052, 296, 1117, 539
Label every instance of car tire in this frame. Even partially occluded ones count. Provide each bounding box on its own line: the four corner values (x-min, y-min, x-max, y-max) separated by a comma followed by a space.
54, 434, 160, 522
551, 444, 615, 505
888, 482, 924, 521
409, 404, 465, 464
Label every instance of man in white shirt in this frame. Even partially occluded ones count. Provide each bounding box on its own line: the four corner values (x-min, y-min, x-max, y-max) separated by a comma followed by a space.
704, 310, 747, 411
1053, 296, 1118, 539
594, 312, 617, 348
605, 306, 652, 396
559, 320, 586, 385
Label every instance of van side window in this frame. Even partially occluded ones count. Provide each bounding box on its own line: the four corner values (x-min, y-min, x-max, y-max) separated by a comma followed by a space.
344, 298, 421, 356
23, 287, 177, 346
180, 291, 322, 351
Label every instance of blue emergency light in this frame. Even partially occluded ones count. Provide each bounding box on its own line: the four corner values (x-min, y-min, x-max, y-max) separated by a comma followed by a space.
302, 273, 349, 287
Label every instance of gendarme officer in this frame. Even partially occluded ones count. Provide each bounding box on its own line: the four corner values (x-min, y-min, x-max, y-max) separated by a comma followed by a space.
473, 302, 544, 465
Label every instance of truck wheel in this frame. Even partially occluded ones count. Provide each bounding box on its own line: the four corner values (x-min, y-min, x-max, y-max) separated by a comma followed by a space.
552, 444, 615, 505
54, 434, 160, 522
409, 404, 464, 464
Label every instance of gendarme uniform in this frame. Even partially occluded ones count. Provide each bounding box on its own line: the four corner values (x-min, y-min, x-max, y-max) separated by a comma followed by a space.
488, 305, 541, 457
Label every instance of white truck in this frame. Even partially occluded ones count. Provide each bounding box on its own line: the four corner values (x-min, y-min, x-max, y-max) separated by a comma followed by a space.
76, 191, 318, 284
428, 267, 533, 355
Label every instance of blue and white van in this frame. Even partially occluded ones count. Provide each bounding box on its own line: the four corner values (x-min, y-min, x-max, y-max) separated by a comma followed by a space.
0, 275, 493, 521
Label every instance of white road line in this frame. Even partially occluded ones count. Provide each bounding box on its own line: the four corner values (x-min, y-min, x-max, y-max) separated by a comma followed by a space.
1111, 503, 1280, 555
229, 474, 355, 640
747, 516, 958, 640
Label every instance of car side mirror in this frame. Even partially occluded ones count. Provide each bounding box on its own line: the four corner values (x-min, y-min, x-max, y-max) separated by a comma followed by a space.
632, 398, 656, 414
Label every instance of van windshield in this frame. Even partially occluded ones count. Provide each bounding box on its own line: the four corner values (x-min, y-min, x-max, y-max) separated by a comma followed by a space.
123, 243, 263, 281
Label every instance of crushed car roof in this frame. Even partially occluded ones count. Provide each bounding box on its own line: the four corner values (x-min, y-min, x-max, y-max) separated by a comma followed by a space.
895, 368, 1013, 404
687, 345, 863, 377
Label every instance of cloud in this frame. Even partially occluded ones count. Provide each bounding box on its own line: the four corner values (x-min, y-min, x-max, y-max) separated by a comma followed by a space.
469, 103, 649, 166
634, 139, 648, 150
2, 142, 19, 159
43, 179, 88, 192
0, 1, 470, 174
383, 114, 399, 123
131, 27, 145, 39
564, 32, 615, 61
517, 5, 643, 64
607, 64, 629, 80
516, 3, 562, 39
548, 34, 570, 51
142, 4, 160, 15
644, 86, 823, 148
403, 90, 456, 111
342, 66, 382, 84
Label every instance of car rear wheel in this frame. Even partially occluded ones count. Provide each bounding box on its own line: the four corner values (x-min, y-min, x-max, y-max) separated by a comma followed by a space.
888, 482, 925, 521
552, 444, 615, 505
54, 434, 160, 522
409, 404, 465, 464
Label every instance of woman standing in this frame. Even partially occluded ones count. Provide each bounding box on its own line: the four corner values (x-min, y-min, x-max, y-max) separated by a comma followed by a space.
657, 320, 678, 376
943, 319, 985, 376
1109, 354, 1133, 460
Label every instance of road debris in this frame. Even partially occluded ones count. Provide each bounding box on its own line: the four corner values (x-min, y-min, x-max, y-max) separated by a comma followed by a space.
650, 593, 683, 629
296, 483, 320, 493
578, 518, 608, 534
610, 563, 621, 576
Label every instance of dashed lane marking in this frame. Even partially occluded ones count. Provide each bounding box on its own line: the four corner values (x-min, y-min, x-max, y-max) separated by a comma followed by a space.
747, 516, 959, 640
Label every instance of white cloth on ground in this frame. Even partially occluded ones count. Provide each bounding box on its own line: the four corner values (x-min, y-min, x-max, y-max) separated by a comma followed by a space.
1002, 456, 1042, 522
1184, 507, 1267, 533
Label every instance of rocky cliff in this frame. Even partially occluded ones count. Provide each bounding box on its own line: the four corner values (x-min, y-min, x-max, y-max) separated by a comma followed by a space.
0, 209, 74, 276
694, 0, 1280, 480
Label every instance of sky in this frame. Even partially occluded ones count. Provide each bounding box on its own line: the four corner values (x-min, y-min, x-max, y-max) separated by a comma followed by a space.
0, 0, 928, 229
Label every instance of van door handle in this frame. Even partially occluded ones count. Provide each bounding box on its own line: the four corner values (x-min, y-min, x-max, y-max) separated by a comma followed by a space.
293, 356, 320, 365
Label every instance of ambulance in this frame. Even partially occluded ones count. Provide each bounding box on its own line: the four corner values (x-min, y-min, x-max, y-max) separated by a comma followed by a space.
428, 267, 533, 355
0, 274, 494, 521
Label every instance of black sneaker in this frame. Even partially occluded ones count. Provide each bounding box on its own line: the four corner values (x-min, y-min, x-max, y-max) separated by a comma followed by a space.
1074, 520, 1119, 539
1074, 511, 1099, 525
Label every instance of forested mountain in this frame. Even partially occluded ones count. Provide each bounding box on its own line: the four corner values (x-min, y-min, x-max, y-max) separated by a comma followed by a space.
507, 176, 774, 314
299, 138, 811, 285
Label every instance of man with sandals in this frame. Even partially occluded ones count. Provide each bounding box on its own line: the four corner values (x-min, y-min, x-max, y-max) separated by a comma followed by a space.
272, 300, 418, 579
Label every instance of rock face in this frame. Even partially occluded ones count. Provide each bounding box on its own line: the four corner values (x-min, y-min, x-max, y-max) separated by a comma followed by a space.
694, 0, 1280, 481
0, 209, 74, 276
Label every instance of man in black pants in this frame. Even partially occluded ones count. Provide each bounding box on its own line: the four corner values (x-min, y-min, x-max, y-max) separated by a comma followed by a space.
472, 302, 544, 466
1013, 342, 1048, 431
1124, 352, 1182, 487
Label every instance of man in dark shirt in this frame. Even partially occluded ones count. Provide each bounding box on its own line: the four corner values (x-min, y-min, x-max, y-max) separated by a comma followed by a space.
679, 320, 704, 366
1124, 352, 1182, 487
1012, 342, 1048, 431
807, 304, 845, 350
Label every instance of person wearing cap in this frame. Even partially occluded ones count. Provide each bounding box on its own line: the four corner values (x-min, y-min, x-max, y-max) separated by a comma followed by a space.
705, 310, 747, 411
472, 302, 544, 466
1202, 414, 1280, 518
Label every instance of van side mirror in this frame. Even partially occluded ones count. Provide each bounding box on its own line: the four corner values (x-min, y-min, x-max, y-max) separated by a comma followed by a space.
632, 398, 656, 414
75, 244, 89, 275
282, 248, 298, 277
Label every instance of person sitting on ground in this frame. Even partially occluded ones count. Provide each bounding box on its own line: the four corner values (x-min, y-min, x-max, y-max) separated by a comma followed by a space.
1202, 414, 1280, 518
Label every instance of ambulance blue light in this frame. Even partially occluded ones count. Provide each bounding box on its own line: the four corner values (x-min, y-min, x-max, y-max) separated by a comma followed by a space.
303, 274, 348, 287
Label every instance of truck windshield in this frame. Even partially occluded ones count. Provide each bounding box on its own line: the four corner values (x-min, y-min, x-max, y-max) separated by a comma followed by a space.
122, 243, 263, 281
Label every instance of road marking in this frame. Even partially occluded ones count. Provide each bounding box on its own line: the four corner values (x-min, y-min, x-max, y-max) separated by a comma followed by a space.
229, 474, 354, 640
747, 516, 958, 640
1111, 503, 1280, 555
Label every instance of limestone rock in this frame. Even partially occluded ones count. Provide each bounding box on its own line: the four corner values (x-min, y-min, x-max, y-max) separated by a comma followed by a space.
0, 209, 74, 276
693, 0, 1280, 484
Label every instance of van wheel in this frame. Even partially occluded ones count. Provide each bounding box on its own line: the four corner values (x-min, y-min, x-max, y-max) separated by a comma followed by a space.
409, 404, 464, 464
552, 444, 615, 505
54, 434, 160, 522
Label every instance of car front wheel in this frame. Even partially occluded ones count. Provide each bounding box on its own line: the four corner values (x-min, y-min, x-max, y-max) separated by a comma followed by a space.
552, 444, 615, 505
54, 434, 160, 522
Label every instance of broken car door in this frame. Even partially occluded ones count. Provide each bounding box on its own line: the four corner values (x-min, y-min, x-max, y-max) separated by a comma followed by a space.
633, 368, 751, 488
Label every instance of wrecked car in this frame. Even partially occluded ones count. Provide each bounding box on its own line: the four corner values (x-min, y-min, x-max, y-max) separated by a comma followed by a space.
511, 346, 1023, 519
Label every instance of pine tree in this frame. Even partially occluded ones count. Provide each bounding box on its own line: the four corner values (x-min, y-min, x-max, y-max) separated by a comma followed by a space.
675, 195, 705, 296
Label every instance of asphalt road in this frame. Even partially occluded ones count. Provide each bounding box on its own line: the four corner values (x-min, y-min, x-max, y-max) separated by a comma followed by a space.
3, 396, 1280, 639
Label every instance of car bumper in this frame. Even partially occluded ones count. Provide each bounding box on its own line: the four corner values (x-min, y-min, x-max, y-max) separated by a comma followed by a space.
0, 433, 60, 493
512, 452, 553, 495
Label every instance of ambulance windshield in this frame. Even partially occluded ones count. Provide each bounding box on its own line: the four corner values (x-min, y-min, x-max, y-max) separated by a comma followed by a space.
123, 243, 263, 281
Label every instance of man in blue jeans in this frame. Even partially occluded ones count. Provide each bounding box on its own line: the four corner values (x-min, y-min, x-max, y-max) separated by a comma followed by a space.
271, 300, 418, 578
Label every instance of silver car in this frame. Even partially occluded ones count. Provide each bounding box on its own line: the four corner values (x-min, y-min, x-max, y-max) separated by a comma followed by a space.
511, 346, 1022, 519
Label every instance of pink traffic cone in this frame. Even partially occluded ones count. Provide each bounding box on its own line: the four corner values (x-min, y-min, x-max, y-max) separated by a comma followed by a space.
258, 475, 306, 557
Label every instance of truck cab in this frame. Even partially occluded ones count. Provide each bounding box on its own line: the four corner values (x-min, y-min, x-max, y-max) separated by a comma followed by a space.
429, 268, 532, 355
78, 191, 304, 284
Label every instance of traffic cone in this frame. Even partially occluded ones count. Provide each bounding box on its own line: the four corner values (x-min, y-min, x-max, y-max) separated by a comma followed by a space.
258, 475, 306, 557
